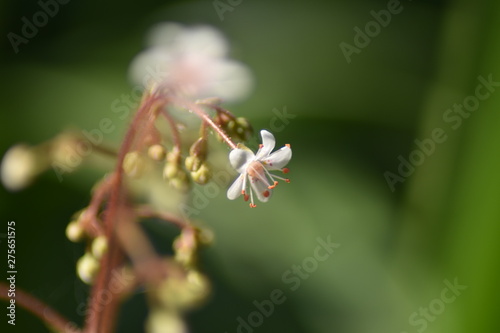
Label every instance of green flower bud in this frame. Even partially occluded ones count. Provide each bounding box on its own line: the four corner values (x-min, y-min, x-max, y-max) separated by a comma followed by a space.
234, 117, 253, 142
66, 220, 85, 242
1, 144, 44, 191
169, 169, 190, 192
163, 162, 178, 180
146, 309, 186, 333
91, 236, 108, 259
190, 163, 211, 185
185, 138, 208, 172
184, 156, 197, 172
155, 271, 210, 311
148, 144, 167, 161
219, 117, 253, 143
77, 253, 100, 284
123, 151, 145, 178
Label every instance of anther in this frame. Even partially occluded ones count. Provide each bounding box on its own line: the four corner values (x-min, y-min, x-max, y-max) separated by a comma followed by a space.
282, 168, 290, 174
285, 144, 291, 148
263, 190, 270, 198
249, 203, 257, 208
268, 181, 278, 189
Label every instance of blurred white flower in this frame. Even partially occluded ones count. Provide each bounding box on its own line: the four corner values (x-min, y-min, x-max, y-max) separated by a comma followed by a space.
129, 22, 253, 102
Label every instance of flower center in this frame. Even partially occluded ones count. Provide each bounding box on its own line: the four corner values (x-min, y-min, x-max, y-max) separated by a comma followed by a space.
247, 161, 265, 179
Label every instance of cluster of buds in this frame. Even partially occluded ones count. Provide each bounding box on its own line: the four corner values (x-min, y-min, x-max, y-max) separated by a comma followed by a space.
65, 209, 108, 284
163, 147, 190, 191
207, 100, 253, 143
146, 226, 213, 332
185, 138, 210, 184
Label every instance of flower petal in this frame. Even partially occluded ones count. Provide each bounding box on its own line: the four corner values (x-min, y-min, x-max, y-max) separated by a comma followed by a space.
227, 174, 245, 200
255, 130, 276, 160
205, 60, 253, 102
249, 175, 272, 203
229, 148, 254, 173
263, 145, 292, 170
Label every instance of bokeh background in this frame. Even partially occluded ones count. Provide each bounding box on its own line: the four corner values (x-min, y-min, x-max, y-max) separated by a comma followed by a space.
1, 0, 499, 332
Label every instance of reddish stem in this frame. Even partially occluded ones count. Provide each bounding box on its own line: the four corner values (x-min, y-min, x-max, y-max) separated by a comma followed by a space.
135, 205, 190, 229
0, 282, 81, 333
160, 109, 182, 151
169, 96, 237, 150
84, 94, 161, 333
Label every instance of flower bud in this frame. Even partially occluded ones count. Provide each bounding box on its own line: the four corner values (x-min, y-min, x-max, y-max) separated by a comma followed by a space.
163, 162, 179, 180
190, 162, 211, 185
66, 221, 85, 242
1, 144, 40, 191
185, 138, 208, 172
123, 151, 145, 178
77, 253, 100, 284
168, 169, 190, 192
220, 117, 253, 143
146, 309, 186, 333
163, 148, 190, 191
234, 117, 253, 142
148, 144, 167, 161
91, 236, 108, 259
155, 270, 210, 311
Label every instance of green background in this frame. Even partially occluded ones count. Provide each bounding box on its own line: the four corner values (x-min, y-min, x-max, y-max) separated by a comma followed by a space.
1, 0, 499, 332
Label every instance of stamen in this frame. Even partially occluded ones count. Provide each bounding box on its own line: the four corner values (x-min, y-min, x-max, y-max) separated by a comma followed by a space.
242, 174, 247, 197
263, 190, 270, 198
285, 179, 290, 183
264, 169, 288, 183
244, 193, 250, 201
268, 181, 278, 189
259, 144, 264, 149
282, 168, 290, 174
285, 144, 291, 148
249, 188, 255, 208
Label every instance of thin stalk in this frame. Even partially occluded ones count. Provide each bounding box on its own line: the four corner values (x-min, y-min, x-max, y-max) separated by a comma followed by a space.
84, 94, 161, 333
169, 96, 237, 150
160, 109, 183, 152
0, 282, 81, 333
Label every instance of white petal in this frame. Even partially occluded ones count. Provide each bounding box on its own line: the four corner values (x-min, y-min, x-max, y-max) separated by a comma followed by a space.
128, 47, 173, 89
249, 175, 272, 203
204, 60, 253, 102
147, 23, 228, 58
181, 25, 229, 58
229, 149, 254, 173
264, 146, 292, 170
227, 174, 245, 200
255, 130, 276, 160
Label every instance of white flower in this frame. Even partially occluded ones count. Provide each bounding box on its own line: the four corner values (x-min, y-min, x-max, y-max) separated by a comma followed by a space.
129, 22, 253, 102
227, 130, 292, 207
